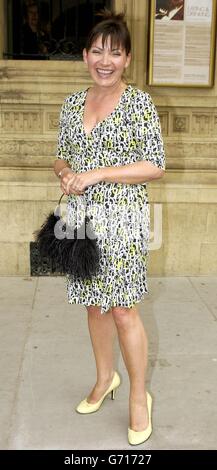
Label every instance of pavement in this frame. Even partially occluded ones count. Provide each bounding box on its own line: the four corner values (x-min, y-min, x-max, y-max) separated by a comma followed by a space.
0, 275, 217, 450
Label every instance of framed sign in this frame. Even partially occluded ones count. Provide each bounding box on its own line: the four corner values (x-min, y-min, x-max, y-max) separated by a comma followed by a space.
148, 0, 217, 87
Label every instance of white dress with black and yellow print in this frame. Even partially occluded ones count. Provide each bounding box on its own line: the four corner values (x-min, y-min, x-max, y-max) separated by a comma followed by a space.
56, 84, 166, 314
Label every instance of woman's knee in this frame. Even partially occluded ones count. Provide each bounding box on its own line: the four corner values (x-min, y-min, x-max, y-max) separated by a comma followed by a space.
86, 305, 112, 318
86, 305, 101, 317
112, 306, 135, 329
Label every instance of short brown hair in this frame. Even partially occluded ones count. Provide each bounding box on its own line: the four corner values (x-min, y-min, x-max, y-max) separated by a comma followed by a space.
85, 8, 131, 55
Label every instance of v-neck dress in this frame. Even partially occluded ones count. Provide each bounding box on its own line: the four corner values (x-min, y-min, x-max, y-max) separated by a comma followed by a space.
56, 84, 166, 314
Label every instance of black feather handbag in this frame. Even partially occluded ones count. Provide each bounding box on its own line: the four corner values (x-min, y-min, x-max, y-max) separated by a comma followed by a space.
33, 192, 100, 280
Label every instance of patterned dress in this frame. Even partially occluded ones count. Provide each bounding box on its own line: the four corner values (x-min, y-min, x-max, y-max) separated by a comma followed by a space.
56, 84, 166, 314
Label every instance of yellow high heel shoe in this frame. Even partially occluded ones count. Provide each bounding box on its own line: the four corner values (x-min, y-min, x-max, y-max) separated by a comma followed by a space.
128, 392, 153, 446
75, 371, 121, 414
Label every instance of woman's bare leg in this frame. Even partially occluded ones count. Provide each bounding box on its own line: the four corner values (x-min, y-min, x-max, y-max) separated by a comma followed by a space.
86, 305, 117, 403
112, 305, 148, 431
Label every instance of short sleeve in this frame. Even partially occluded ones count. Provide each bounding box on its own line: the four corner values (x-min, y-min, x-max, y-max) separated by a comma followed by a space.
56, 98, 72, 164
137, 92, 166, 170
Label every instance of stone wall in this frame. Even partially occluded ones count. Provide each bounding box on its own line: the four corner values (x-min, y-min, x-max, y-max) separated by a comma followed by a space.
0, 0, 216, 275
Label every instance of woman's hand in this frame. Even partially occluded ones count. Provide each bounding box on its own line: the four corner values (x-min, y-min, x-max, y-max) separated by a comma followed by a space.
66, 169, 103, 194
60, 168, 85, 196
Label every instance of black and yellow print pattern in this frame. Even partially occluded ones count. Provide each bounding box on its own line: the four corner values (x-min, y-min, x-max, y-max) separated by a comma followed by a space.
56, 84, 165, 314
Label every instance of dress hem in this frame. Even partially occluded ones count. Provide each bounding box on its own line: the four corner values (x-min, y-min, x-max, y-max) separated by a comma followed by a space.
67, 289, 149, 315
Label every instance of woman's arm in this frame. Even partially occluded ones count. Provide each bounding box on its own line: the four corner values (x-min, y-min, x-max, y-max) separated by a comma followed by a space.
54, 159, 85, 195
53, 96, 83, 195
66, 162, 164, 193
97, 160, 164, 184
53, 159, 72, 178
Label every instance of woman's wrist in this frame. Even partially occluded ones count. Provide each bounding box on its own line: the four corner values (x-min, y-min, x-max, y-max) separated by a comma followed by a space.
58, 167, 72, 179
95, 167, 106, 183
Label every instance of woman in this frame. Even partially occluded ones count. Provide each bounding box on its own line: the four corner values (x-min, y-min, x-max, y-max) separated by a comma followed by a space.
54, 8, 165, 446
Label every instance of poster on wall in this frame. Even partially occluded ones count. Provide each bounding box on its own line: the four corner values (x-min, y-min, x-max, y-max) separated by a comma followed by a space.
148, 0, 217, 86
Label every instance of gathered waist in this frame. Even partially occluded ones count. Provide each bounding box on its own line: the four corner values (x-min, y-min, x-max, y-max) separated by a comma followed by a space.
68, 181, 149, 205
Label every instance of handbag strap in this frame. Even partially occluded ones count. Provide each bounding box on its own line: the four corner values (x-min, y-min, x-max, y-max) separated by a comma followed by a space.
58, 192, 87, 205
58, 192, 65, 205
57, 192, 88, 220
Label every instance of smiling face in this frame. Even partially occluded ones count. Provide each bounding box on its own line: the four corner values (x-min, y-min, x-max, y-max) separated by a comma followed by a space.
83, 34, 131, 88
